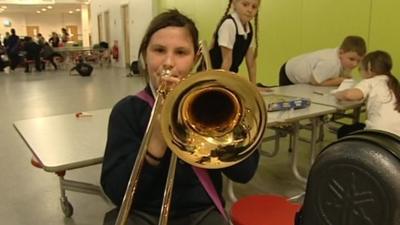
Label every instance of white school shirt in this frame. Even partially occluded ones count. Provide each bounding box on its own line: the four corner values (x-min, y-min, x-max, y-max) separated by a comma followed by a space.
355, 75, 400, 136
285, 48, 343, 84
217, 12, 254, 49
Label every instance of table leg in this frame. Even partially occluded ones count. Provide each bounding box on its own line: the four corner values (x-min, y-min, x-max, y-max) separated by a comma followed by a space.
352, 107, 362, 123
260, 130, 283, 157
227, 180, 238, 203
57, 172, 106, 217
289, 123, 307, 183
310, 117, 322, 164
58, 175, 73, 217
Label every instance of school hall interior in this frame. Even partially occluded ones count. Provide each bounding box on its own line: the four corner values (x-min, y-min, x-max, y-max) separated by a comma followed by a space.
1, 0, 399, 225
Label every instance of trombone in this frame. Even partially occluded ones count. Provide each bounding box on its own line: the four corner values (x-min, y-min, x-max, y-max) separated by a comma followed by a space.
115, 41, 267, 225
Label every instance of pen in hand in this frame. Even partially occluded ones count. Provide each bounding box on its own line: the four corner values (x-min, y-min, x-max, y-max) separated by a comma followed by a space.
313, 91, 324, 96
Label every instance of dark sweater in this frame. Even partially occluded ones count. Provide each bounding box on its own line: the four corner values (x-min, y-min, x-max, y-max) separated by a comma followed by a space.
24, 41, 41, 60
101, 86, 259, 217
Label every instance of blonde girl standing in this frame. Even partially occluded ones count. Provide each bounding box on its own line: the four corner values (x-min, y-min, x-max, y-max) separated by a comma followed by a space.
209, 0, 260, 85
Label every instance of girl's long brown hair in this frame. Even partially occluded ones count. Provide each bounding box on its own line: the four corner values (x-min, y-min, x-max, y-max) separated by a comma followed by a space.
361, 50, 400, 112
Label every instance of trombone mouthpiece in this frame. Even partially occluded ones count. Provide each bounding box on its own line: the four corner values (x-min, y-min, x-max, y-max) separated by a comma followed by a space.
161, 69, 172, 78
158, 69, 173, 96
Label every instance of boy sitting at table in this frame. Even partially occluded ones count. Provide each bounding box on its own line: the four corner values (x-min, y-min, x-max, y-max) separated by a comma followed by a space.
279, 35, 367, 86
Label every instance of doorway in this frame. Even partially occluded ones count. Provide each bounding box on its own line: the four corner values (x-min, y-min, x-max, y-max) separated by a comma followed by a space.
97, 13, 104, 42
26, 26, 39, 37
66, 25, 78, 42
104, 11, 110, 44
121, 4, 130, 67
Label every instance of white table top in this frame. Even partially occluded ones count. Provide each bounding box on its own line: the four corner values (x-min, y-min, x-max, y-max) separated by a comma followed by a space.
54, 46, 93, 53
13, 98, 336, 173
14, 109, 111, 172
268, 84, 362, 110
264, 94, 337, 126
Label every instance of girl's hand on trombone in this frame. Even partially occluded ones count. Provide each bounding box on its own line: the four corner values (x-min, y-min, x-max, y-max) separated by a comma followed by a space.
161, 75, 182, 90
147, 119, 168, 166
160, 74, 182, 91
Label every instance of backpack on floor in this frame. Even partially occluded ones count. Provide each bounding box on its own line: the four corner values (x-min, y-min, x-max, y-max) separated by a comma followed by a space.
75, 62, 93, 76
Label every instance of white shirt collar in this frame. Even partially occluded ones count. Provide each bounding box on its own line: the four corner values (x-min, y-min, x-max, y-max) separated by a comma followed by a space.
149, 80, 156, 98
231, 12, 250, 36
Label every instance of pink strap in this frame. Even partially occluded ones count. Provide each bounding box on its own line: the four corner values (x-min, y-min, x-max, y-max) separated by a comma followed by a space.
136, 89, 228, 221
136, 89, 155, 107
192, 167, 229, 221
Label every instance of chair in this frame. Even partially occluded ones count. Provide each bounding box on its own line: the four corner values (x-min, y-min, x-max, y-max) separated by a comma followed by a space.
53, 56, 66, 70
230, 194, 301, 225
127, 60, 140, 77
230, 130, 400, 225
24, 59, 37, 72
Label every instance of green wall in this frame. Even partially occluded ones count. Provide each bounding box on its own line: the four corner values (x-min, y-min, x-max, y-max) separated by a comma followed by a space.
158, 0, 400, 85
369, 0, 400, 75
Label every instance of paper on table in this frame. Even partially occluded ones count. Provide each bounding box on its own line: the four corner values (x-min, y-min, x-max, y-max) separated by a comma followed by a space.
330, 79, 355, 94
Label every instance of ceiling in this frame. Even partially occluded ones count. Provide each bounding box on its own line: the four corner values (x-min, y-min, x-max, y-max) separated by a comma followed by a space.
0, 3, 86, 15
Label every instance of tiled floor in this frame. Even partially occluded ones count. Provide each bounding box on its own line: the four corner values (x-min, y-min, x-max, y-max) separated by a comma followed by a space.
0, 66, 337, 225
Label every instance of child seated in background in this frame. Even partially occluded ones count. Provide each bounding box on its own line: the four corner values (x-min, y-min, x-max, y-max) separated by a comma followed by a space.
69, 55, 93, 76
209, 0, 260, 86
23, 36, 42, 72
334, 50, 400, 138
0, 42, 10, 73
280, 35, 367, 86
41, 43, 63, 70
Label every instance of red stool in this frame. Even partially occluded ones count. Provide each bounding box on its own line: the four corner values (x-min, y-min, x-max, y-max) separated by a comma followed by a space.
230, 195, 301, 225
24, 59, 38, 72
54, 56, 64, 64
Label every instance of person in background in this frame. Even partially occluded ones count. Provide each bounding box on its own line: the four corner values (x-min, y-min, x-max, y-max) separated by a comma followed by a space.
22, 36, 42, 73
3, 32, 10, 48
61, 28, 69, 44
41, 42, 63, 70
209, 0, 260, 86
6, 28, 21, 71
280, 35, 367, 86
0, 41, 10, 73
334, 50, 400, 138
49, 32, 60, 48
101, 9, 259, 225
36, 33, 46, 47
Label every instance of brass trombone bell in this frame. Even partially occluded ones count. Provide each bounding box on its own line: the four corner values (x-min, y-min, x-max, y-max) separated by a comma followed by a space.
161, 70, 267, 169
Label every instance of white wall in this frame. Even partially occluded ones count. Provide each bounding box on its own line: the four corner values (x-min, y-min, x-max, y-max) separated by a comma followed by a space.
90, 0, 158, 67
0, 12, 81, 41
0, 15, 25, 37
81, 4, 90, 47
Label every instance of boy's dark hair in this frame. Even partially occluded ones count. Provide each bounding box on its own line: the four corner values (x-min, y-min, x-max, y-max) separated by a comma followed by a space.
361, 50, 400, 112
339, 35, 367, 56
